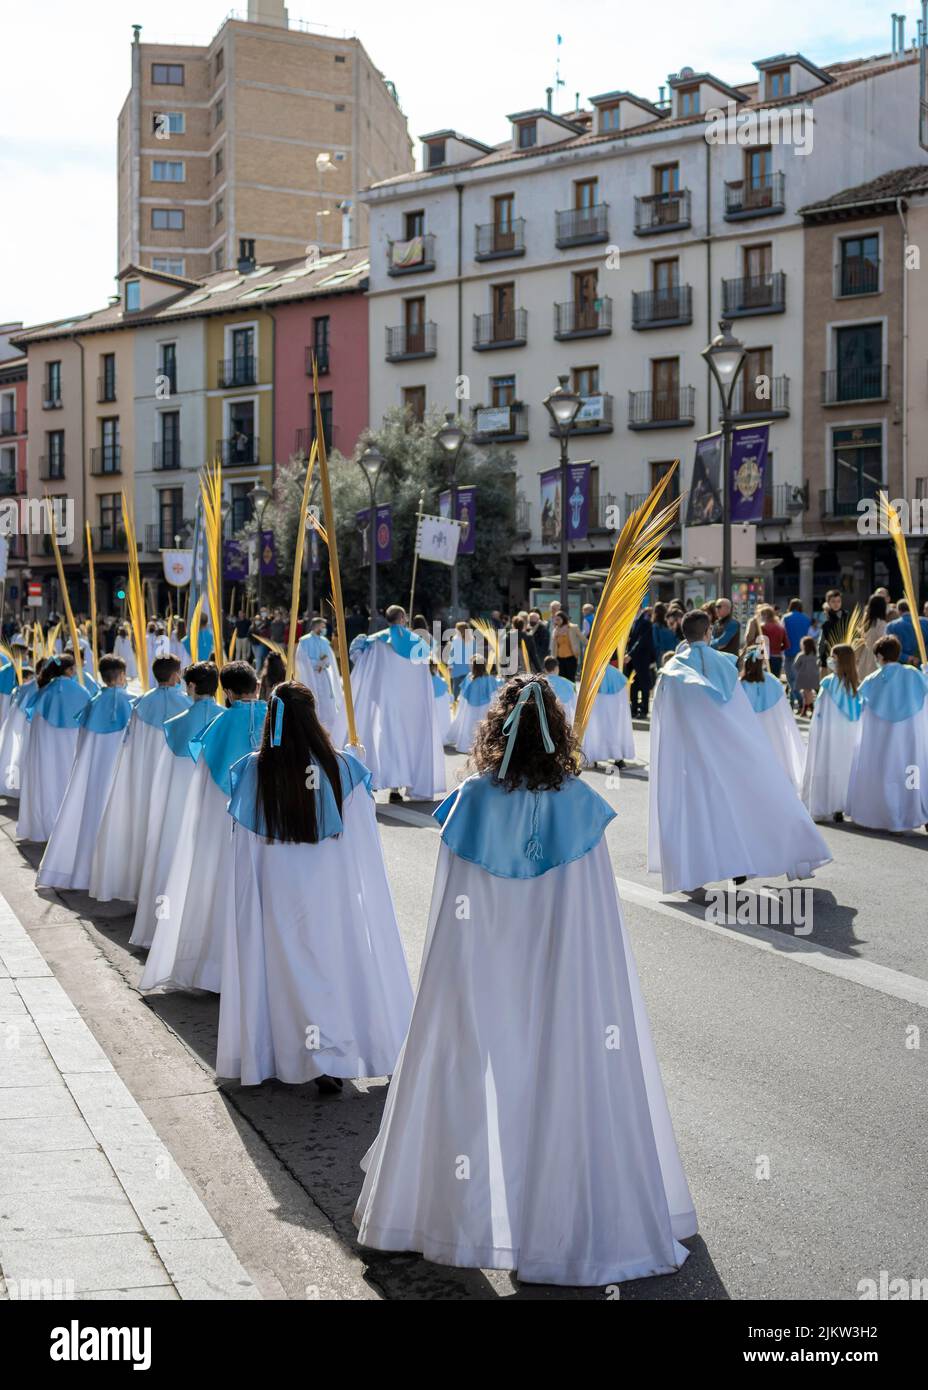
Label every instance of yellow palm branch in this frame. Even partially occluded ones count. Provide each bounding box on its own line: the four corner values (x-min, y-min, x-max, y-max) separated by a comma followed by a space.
1, 642, 23, 684
824, 603, 863, 652
470, 617, 500, 673
85, 521, 99, 675
44, 498, 84, 687
252, 632, 288, 662
121, 490, 149, 691
880, 493, 927, 666
188, 594, 205, 665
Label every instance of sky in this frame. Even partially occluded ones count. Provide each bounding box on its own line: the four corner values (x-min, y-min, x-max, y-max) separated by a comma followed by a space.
0, 0, 910, 329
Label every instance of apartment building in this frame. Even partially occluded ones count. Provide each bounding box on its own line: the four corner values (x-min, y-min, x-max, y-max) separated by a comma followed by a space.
117, 1, 412, 281
0, 352, 29, 592
360, 47, 925, 607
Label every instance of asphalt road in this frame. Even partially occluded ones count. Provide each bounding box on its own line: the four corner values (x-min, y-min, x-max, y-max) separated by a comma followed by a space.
1, 728, 926, 1301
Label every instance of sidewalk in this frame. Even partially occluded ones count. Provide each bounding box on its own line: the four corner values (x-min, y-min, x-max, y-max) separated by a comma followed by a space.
0, 892, 260, 1301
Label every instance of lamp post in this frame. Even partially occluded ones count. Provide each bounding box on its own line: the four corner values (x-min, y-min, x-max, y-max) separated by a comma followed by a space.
358, 445, 384, 632
702, 319, 746, 608
435, 411, 466, 620
247, 483, 271, 608
304, 478, 320, 619
543, 374, 582, 616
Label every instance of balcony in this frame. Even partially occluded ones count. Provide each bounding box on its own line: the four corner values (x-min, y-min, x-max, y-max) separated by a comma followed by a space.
724, 171, 785, 220
731, 374, 790, 419
634, 190, 692, 235
473, 309, 527, 351
217, 435, 260, 467
835, 258, 881, 298
152, 440, 182, 470
475, 220, 526, 260
305, 345, 330, 375
97, 377, 117, 404
721, 272, 786, 316
515, 493, 531, 538
217, 356, 257, 388
144, 522, 189, 552
631, 285, 693, 330
0, 410, 16, 435
820, 483, 882, 520
555, 203, 609, 248
89, 526, 128, 554
758, 482, 803, 524
554, 297, 612, 340
628, 386, 696, 430
471, 403, 529, 443
625, 489, 682, 520
821, 365, 889, 405
42, 535, 72, 556
550, 392, 614, 436
90, 446, 122, 475
387, 234, 436, 276
590, 494, 619, 532
385, 322, 437, 361
42, 391, 62, 410
39, 455, 65, 481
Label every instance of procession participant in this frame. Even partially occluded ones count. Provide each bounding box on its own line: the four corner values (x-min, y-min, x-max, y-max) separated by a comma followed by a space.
0, 653, 16, 726
257, 651, 286, 703
648, 610, 831, 895
141, 661, 267, 993
17, 655, 92, 843
37, 656, 133, 890
216, 681, 413, 1090
445, 654, 501, 754
182, 615, 214, 662
129, 661, 221, 950
0, 661, 41, 800
738, 648, 805, 793
90, 654, 191, 903
580, 658, 635, 767
801, 644, 862, 824
886, 598, 928, 667
295, 615, 347, 746
542, 655, 577, 724
113, 623, 137, 680
430, 662, 452, 745
846, 634, 928, 833
169, 619, 187, 667
349, 604, 444, 804
354, 674, 696, 1286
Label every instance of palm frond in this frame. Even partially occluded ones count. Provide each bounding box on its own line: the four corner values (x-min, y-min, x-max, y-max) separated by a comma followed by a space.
286, 439, 317, 681
880, 493, 927, 666
85, 522, 99, 675
189, 594, 205, 665
121, 490, 149, 691
824, 603, 863, 653
44, 498, 84, 687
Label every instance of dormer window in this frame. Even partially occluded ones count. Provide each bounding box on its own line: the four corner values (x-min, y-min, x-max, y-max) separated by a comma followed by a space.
125, 280, 140, 313
426, 140, 446, 169
600, 104, 620, 131
768, 67, 790, 97
679, 86, 700, 116
517, 121, 537, 149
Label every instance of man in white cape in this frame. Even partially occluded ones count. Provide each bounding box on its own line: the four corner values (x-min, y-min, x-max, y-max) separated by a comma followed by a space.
295, 617, 347, 746
90, 654, 191, 903
648, 610, 831, 894
846, 633, 928, 832
350, 605, 444, 803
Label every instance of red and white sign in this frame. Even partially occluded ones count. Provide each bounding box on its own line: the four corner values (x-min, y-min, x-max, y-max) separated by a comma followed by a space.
27, 580, 43, 607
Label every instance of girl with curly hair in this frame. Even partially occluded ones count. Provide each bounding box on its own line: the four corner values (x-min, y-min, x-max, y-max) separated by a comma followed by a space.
355, 675, 697, 1287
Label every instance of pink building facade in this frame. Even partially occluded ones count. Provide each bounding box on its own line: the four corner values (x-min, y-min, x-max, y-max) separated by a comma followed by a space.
0, 356, 30, 584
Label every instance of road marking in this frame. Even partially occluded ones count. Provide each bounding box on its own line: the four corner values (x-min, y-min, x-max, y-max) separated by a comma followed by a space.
615, 874, 928, 1010
375, 803, 438, 829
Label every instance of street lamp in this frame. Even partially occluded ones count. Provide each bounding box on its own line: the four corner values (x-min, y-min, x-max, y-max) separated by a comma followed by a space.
248, 484, 271, 606
435, 411, 466, 620
702, 319, 746, 608
303, 478, 320, 620
543, 374, 582, 615
358, 445, 384, 632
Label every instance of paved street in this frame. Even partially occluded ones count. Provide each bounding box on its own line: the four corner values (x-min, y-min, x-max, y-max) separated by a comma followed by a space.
1, 726, 926, 1302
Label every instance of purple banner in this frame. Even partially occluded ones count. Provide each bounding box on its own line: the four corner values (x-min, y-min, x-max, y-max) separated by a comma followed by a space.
729, 424, 769, 523
686, 433, 723, 526
259, 529, 276, 577
357, 505, 392, 563
440, 488, 476, 554
308, 526, 320, 572
223, 539, 249, 582
565, 463, 590, 540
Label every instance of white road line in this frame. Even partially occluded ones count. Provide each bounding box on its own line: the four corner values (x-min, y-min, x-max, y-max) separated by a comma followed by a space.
615, 874, 928, 1010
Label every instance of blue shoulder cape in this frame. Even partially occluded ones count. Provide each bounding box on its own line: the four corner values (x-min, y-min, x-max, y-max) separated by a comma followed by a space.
191, 699, 268, 793
351, 625, 430, 665
182, 630, 215, 661
859, 662, 928, 723
13, 680, 39, 714
163, 698, 220, 760
227, 748, 372, 839
597, 665, 627, 696
460, 673, 500, 707
30, 678, 92, 729
134, 684, 192, 729
78, 686, 134, 733
434, 771, 616, 879
298, 632, 334, 661
740, 672, 785, 713
659, 642, 739, 703
547, 674, 576, 704
0, 662, 15, 697
432, 673, 449, 697
819, 673, 862, 722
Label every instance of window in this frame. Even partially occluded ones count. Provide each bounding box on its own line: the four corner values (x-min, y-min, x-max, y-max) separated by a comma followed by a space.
426, 140, 446, 168
159, 342, 177, 392
158, 412, 180, 470
490, 375, 516, 407
153, 111, 185, 135
125, 281, 141, 312
335, 103, 346, 112
152, 160, 184, 182
650, 459, 681, 499
227, 401, 256, 464
679, 86, 700, 116
99, 493, 123, 548
517, 121, 537, 149
840, 234, 880, 296
215, 48, 224, 75
152, 63, 184, 85
573, 269, 599, 327
214, 98, 224, 127
46, 430, 65, 477
214, 198, 224, 225
100, 353, 116, 403
404, 209, 424, 239
45, 361, 62, 405
652, 257, 679, 295
653, 163, 679, 196
491, 282, 515, 339
403, 386, 426, 421
0, 445, 15, 486
100, 417, 120, 471
651, 357, 680, 419
741, 347, 772, 413
404, 297, 425, 351
832, 426, 883, 509
230, 483, 253, 532
573, 366, 600, 398
0, 393, 13, 434
834, 324, 884, 400
600, 104, 620, 131
152, 257, 185, 276
309, 391, 333, 451
334, 53, 346, 62
214, 248, 223, 272
231, 327, 255, 383
574, 178, 598, 210
159, 488, 184, 546
768, 67, 790, 98
152, 207, 184, 230
313, 316, 330, 371
214, 148, 224, 176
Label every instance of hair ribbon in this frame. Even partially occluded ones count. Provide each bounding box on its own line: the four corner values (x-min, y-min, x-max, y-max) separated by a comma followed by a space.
498, 680, 554, 782
270, 695, 284, 747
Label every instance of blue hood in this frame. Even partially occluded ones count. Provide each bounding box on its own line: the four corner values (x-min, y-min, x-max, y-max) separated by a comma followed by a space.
659, 642, 739, 704
191, 699, 268, 794
30, 678, 92, 729
78, 686, 134, 733
134, 684, 192, 729
740, 672, 785, 714
163, 698, 221, 760
227, 748, 372, 840
859, 662, 928, 723
819, 673, 862, 722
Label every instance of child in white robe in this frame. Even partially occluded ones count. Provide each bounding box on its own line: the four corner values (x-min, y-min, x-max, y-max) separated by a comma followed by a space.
17, 655, 92, 842
445, 655, 501, 754
0, 655, 16, 727
846, 633, 928, 832
37, 655, 134, 890
90, 654, 191, 903
430, 664, 452, 745
113, 624, 137, 681
0, 663, 40, 800
141, 661, 267, 993
801, 644, 862, 823
542, 656, 577, 724
581, 661, 635, 766
739, 648, 805, 793
355, 674, 697, 1286
648, 610, 831, 894
130, 661, 221, 950
295, 618, 348, 747
216, 680, 414, 1091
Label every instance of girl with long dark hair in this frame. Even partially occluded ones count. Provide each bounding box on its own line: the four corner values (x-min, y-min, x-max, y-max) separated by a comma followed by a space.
216, 681, 412, 1092
355, 675, 696, 1286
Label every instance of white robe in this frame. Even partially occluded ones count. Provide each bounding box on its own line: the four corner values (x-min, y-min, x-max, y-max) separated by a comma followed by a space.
130, 739, 201, 950
295, 640, 348, 747
755, 697, 806, 793
351, 641, 445, 800
446, 697, 493, 754
801, 696, 860, 821
90, 718, 170, 902
846, 707, 928, 832
36, 724, 126, 889
0, 702, 30, 799
582, 690, 636, 764
434, 690, 452, 744
17, 717, 80, 842
113, 636, 137, 680
649, 679, 831, 893
354, 838, 696, 1286
216, 785, 414, 1085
